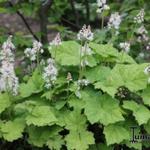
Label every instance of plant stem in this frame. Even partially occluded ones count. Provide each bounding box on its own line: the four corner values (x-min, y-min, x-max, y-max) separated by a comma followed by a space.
37, 52, 41, 74
79, 41, 83, 79
101, 16, 104, 29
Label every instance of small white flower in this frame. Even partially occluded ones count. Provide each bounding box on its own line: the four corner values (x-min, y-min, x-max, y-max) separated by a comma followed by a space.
136, 26, 149, 42
119, 42, 130, 53
96, 0, 109, 14
67, 72, 72, 82
77, 79, 90, 86
137, 26, 148, 35
75, 90, 81, 99
108, 12, 122, 30
77, 25, 94, 41
49, 33, 62, 47
80, 44, 94, 67
146, 43, 150, 51
42, 58, 58, 89
134, 9, 145, 24
138, 52, 144, 58
144, 66, 150, 75
24, 40, 43, 61
81, 45, 93, 57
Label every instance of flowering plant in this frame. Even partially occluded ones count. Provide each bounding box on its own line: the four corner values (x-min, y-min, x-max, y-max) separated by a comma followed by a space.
0, 1, 150, 150
0, 24, 150, 149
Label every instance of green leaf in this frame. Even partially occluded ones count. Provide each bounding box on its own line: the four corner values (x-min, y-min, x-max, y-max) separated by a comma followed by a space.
65, 129, 94, 150
104, 123, 130, 145
141, 86, 150, 106
26, 106, 57, 126
89, 143, 114, 150
123, 101, 150, 125
144, 120, 150, 134
89, 42, 119, 58
125, 140, 142, 150
1, 119, 25, 142
84, 66, 111, 83
82, 90, 124, 125
116, 52, 136, 64
68, 97, 85, 110
19, 69, 44, 98
49, 41, 80, 66
95, 64, 148, 97
64, 109, 87, 131
28, 126, 52, 147
46, 135, 64, 150
28, 126, 63, 148
0, 93, 11, 114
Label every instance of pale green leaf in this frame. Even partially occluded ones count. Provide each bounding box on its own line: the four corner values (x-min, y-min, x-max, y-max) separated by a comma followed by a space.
95, 64, 148, 96
104, 123, 130, 145
26, 106, 57, 126
65, 129, 94, 150
19, 69, 44, 98
141, 86, 150, 106
123, 101, 150, 125
89, 43, 119, 58
46, 135, 64, 150
49, 41, 80, 66
64, 109, 87, 131
1, 119, 25, 142
144, 120, 150, 134
84, 66, 111, 83
0, 93, 11, 114
82, 90, 124, 125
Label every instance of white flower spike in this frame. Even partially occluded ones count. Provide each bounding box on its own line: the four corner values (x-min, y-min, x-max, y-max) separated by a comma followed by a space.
96, 0, 110, 14
0, 36, 19, 95
77, 25, 94, 41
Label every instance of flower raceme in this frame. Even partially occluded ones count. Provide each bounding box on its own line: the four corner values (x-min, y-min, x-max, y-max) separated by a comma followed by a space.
80, 45, 94, 67
108, 12, 122, 30
77, 25, 94, 41
49, 33, 62, 48
24, 40, 44, 61
42, 58, 58, 89
136, 25, 149, 42
119, 42, 131, 53
0, 36, 19, 95
144, 66, 150, 84
134, 9, 145, 24
96, 0, 110, 14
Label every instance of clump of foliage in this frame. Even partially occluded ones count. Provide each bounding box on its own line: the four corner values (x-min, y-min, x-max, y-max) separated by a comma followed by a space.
0, 23, 150, 150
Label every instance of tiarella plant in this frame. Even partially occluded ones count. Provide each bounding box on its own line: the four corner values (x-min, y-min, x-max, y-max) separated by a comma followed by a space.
0, 24, 150, 150
0, 1, 150, 150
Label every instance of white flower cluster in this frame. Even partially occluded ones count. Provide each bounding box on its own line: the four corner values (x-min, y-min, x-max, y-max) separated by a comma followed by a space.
96, 0, 110, 14
77, 79, 90, 86
75, 79, 90, 98
119, 42, 131, 53
42, 58, 58, 89
80, 45, 93, 67
137, 26, 149, 42
134, 9, 145, 24
108, 12, 122, 32
146, 42, 150, 51
77, 25, 94, 41
67, 72, 72, 82
49, 33, 62, 48
24, 40, 43, 61
0, 36, 19, 95
144, 66, 150, 84
138, 52, 145, 58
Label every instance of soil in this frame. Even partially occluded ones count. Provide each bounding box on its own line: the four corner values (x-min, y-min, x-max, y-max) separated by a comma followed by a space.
0, 13, 57, 41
